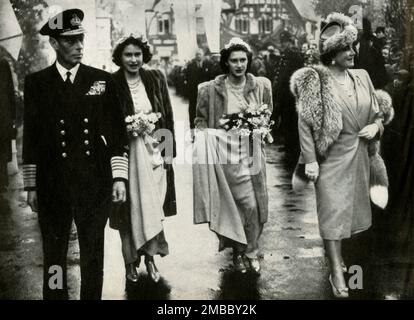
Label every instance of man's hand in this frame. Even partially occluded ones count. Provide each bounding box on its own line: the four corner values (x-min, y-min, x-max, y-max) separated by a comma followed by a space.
27, 191, 38, 212
305, 162, 319, 181
358, 123, 379, 140
112, 181, 126, 203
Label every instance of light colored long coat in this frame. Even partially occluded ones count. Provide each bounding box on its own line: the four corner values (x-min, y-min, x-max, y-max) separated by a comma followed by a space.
193, 74, 272, 236
294, 68, 384, 240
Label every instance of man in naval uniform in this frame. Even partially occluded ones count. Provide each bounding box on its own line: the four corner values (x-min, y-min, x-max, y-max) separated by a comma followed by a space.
22, 9, 128, 300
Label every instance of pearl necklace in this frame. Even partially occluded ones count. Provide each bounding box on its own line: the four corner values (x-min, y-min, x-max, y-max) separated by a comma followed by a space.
127, 78, 141, 89
226, 77, 246, 90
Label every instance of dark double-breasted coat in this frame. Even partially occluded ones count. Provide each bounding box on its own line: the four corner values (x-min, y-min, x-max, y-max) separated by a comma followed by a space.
22, 62, 128, 300
272, 47, 304, 156
23, 63, 128, 208
185, 59, 211, 128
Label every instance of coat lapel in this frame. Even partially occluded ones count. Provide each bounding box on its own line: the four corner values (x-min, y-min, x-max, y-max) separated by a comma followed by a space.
213, 75, 227, 114
332, 72, 362, 130
73, 64, 91, 95
244, 73, 258, 103
141, 68, 162, 115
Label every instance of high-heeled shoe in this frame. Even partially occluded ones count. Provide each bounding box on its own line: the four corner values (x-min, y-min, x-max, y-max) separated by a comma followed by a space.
125, 263, 139, 283
341, 261, 347, 273
329, 275, 349, 299
247, 257, 261, 274
145, 259, 161, 283
233, 254, 247, 273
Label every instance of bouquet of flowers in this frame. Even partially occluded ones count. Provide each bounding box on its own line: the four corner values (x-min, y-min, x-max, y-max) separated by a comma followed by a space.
125, 111, 162, 138
219, 104, 275, 143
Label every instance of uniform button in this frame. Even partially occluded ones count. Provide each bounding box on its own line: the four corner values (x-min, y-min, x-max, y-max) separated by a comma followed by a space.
60, 120, 65, 125
62, 153, 67, 158
84, 140, 89, 145
84, 129, 89, 134
85, 151, 91, 156
60, 130, 66, 136
84, 118, 89, 123
61, 142, 66, 147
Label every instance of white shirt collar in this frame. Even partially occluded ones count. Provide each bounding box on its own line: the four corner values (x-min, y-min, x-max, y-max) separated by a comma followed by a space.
55, 61, 80, 83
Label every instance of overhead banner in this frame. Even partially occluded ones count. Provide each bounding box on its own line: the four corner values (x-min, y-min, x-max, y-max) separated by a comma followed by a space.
0, 0, 23, 60
200, 0, 222, 53
172, 0, 198, 62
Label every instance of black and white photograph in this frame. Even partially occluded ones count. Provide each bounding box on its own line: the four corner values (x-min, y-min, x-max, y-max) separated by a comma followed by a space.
0, 0, 413, 304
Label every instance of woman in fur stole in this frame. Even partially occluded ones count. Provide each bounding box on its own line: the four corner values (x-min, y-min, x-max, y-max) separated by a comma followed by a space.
193, 38, 272, 274
290, 13, 393, 298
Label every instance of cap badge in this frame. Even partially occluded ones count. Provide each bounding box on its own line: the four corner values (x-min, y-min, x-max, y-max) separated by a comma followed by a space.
70, 14, 81, 27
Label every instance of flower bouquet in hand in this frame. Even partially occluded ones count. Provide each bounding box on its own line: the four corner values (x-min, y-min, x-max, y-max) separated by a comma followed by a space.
125, 111, 162, 138
219, 104, 275, 143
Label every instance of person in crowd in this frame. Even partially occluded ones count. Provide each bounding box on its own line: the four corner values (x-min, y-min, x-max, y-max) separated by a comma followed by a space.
109, 35, 177, 284
193, 37, 272, 274
169, 61, 187, 97
374, 26, 387, 50
358, 19, 389, 89
0, 59, 15, 193
301, 43, 309, 56
263, 45, 280, 82
304, 48, 320, 66
272, 30, 304, 159
208, 52, 223, 79
290, 13, 393, 298
22, 9, 128, 299
250, 53, 267, 77
372, 68, 414, 299
185, 48, 211, 134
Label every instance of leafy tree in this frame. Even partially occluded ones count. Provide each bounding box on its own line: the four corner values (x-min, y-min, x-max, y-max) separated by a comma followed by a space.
384, 0, 407, 45
311, 0, 360, 17
10, 0, 49, 89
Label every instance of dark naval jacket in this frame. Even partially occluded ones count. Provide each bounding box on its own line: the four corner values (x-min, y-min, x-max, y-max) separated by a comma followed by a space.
23, 63, 128, 211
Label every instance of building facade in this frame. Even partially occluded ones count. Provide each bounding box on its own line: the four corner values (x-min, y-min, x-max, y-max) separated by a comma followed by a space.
221, 0, 319, 50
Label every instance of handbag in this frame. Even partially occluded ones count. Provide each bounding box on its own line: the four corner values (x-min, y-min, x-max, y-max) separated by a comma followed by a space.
292, 162, 312, 192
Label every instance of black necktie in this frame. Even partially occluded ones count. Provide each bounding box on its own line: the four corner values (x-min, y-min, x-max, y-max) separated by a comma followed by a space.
65, 71, 72, 86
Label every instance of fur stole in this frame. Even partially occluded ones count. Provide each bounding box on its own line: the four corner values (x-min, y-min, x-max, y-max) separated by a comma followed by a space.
290, 65, 394, 209
290, 65, 393, 158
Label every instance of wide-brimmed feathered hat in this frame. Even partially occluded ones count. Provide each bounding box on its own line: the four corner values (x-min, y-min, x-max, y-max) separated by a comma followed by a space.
319, 12, 358, 55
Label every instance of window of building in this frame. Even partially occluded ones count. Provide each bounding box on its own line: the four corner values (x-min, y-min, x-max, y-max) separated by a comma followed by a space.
158, 14, 170, 35
235, 16, 249, 34
259, 15, 272, 34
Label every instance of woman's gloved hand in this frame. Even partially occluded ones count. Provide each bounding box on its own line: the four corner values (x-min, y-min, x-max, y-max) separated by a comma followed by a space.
305, 161, 319, 181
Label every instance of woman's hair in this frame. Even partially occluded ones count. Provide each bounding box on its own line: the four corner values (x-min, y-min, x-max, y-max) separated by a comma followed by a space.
220, 43, 253, 74
112, 36, 152, 67
320, 44, 356, 66
320, 47, 343, 66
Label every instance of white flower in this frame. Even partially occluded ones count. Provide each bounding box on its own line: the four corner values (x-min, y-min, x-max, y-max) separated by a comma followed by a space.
239, 128, 251, 137
219, 118, 230, 126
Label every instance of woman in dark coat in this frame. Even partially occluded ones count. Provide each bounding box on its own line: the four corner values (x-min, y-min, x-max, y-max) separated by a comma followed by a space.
0, 59, 15, 192
110, 35, 177, 283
